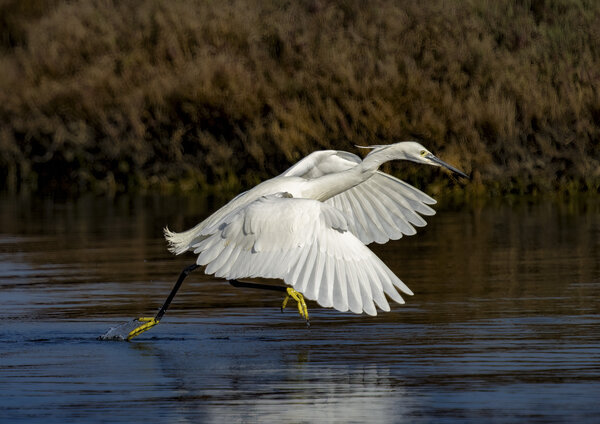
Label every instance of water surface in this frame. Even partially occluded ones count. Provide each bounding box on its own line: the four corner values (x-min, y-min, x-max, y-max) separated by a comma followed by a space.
1, 194, 599, 423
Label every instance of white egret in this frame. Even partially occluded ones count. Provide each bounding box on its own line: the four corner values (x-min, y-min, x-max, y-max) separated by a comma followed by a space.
100, 141, 467, 340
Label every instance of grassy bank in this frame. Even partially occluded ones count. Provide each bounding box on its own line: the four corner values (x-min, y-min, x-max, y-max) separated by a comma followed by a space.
1, 0, 599, 197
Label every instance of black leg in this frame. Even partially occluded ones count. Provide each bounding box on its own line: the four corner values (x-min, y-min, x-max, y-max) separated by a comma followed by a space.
155, 263, 199, 321
229, 279, 309, 326
229, 279, 288, 293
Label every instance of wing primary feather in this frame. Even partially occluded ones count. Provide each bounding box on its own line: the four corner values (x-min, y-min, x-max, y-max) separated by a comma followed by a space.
391, 273, 414, 296
363, 260, 390, 312
366, 181, 417, 235
372, 254, 413, 296
345, 260, 364, 314
371, 179, 429, 227
356, 187, 389, 231
354, 259, 377, 315
396, 178, 437, 205
358, 269, 377, 316
343, 190, 373, 243
294, 243, 319, 293
370, 179, 426, 228
374, 173, 436, 214
351, 188, 388, 243
376, 171, 436, 205
331, 257, 349, 312
288, 236, 313, 283
304, 243, 325, 300
367, 191, 406, 239
372, 261, 405, 305
322, 252, 335, 308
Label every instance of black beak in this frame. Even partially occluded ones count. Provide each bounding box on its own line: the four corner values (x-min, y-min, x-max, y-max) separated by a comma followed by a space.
426, 154, 469, 178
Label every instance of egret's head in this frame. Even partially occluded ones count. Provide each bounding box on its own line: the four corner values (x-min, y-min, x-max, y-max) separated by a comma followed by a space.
358, 141, 469, 177
400, 142, 468, 178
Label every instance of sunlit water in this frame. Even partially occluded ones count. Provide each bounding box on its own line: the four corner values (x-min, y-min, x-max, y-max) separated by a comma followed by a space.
1, 194, 599, 423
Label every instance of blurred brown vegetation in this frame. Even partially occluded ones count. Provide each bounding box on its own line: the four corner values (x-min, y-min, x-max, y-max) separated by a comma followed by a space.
1, 0, 599, 197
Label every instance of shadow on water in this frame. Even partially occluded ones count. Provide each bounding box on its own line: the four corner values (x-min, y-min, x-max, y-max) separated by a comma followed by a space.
1, 193, 599, 423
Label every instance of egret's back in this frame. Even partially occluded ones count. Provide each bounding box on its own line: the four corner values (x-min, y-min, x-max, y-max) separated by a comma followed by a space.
164, 176, 307, 255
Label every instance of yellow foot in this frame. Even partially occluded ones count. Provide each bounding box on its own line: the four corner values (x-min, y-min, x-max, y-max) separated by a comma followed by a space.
127, 317, 160, 340
281, 288, 310, 326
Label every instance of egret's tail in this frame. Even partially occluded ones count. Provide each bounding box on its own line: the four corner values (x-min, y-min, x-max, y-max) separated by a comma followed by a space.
164, 226, 202, 255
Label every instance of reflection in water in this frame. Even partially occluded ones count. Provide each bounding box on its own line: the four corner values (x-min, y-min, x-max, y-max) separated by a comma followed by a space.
137, 340, 411, 423
0, 194, 599, 423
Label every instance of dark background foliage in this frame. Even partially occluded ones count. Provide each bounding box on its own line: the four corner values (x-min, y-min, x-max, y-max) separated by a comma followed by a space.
1, 0, 599, 197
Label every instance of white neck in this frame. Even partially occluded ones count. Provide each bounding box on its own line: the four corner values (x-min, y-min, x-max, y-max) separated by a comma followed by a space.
301, 144, 410, 201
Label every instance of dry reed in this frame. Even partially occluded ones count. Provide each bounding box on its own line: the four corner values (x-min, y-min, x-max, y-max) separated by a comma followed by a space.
1, 0, 599, 197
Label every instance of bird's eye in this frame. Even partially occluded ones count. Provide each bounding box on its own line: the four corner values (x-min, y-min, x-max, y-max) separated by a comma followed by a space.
420, 150, 427, 157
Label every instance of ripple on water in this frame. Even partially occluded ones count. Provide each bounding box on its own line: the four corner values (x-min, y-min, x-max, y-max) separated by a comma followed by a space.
1, 196, 599, 423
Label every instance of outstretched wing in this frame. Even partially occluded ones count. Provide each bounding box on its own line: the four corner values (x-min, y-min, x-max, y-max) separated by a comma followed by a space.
282, 150, 437, 245
326, 172, 436, 244
193, 194, 412, 316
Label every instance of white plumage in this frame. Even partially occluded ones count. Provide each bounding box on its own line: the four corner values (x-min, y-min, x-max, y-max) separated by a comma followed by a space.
193, 194, 412, 315
165, 141, 467, 316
